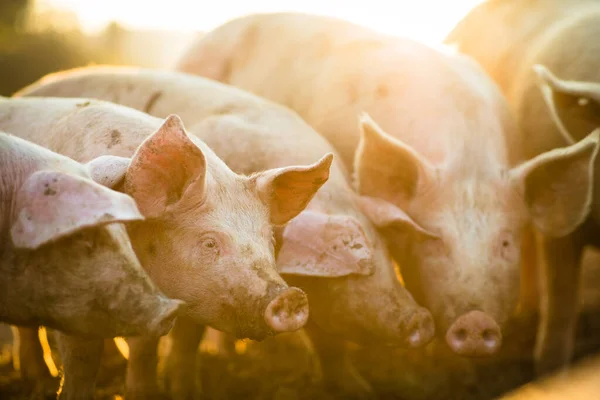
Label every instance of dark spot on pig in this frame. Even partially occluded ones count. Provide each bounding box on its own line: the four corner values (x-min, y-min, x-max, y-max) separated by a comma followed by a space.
376, 84, 389, 98
147, 243, 156, 256
107, 130, 122, 149
44, 187, 56, 196
351, 243, 363, 250
76, 101, 91, 108
143, 91, 163, 113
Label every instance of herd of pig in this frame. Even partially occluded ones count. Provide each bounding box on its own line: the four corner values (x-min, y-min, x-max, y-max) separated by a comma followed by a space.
3, 2, 600, 399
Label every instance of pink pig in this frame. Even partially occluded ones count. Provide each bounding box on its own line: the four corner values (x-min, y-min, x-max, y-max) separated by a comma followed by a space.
0, 131, 184, 337
15, 65, 436, 399
175, 12, 600, 358
0, 96, 330, 399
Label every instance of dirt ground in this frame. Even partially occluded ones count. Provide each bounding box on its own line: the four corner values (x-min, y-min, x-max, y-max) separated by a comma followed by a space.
3, 249, 600, 400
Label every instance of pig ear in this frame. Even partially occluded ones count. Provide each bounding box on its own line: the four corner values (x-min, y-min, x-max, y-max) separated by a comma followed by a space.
510, 129, 600, 237
124, 115, 207, 218
11, 170, 144, 249
255, 153, 333, 225
355, 195, 438, 239
85, 155, 131, 188
533, 64, 600, 145
277, 210, 375, 277
354, 112, 436, 205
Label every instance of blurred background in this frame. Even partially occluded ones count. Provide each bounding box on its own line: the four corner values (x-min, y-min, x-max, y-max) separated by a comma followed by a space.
0, 0, 484, 97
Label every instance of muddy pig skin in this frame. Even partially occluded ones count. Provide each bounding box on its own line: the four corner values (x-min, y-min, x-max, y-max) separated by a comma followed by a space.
0, 131, 186, 399
174, 12, 600, 362
16, 65, 435, 399
0, 131, 183, 337
445, 0, 600, 376
0, 95, 329, 399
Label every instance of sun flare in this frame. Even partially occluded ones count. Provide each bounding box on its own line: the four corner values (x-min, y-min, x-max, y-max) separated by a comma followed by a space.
38, 0, 484, 44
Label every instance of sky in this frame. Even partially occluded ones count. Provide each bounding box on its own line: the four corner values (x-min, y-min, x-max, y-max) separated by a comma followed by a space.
37, 0, 484, 44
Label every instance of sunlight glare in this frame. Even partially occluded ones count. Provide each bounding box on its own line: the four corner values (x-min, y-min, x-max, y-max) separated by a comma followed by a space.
39, 0, 483, 44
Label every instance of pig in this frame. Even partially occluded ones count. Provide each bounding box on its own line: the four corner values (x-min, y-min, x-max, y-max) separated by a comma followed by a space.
0, 131, 186, 398
174, 12, 600, 360
445, 0, 600, 375
0, 131, 183, 338
15, 65, 436, 399
0, 96, 330, 399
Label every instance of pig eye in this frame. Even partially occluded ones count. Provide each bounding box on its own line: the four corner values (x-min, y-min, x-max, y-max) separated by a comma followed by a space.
199, 235, 220, 255
498, 232, 517, 261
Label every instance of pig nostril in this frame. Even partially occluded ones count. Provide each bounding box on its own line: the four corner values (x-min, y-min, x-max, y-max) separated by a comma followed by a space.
455, 328, 467, 342
405, 310, 435, 348
482, 329, 498, 347
264, 288, 309, 333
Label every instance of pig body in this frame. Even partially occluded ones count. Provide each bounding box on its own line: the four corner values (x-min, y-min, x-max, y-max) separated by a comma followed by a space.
0, 95, 328, 398
17, 66, 435, 399
174, 12, 600, 361
446, 1, 600, 375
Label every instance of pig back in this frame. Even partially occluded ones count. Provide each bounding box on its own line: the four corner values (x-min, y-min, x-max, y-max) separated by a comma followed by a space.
0, 97, 162, 163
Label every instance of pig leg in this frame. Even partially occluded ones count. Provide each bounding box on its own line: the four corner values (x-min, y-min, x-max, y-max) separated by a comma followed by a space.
535, 231, 586, 377
125, 335, 164, 400
163, 317, 206, 400
13, 326, 60, 399
55, 332, 104, 400
304, 321, 375, 400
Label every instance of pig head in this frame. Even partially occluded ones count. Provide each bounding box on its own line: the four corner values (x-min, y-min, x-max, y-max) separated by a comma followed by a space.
354, 113, 599, 356
2, 142, 184, 338
119, 115, 332, 339
277, 209, 434, 348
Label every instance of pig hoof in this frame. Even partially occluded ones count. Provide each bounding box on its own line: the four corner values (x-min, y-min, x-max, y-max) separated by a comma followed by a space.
405, 309, 435, 348
264, 288, 309, 333
445, 310, 502, 357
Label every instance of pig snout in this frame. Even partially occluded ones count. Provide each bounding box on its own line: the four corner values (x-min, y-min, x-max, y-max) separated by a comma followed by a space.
146, 299, 187, 337
445, 310, 502, 357
263, 287, 309, 333
405, 308, 435, 348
